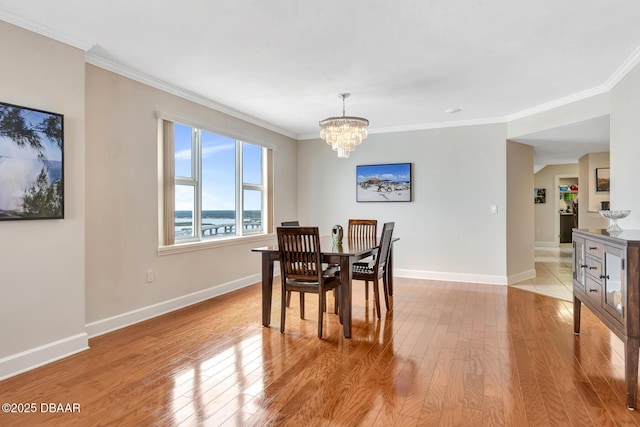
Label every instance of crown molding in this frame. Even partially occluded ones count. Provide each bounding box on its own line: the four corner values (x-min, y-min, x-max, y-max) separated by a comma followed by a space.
85, 53, 297, 139
368, 116, 508, 135
0, 9, 94, 51
505, 85, 609, 122
0, 9, 295, 138
604, 45, 640, 89
297, 116, 508, 140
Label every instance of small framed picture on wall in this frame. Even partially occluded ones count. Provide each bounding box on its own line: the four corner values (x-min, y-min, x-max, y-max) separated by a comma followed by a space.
534, 188, 546, 204
596, 168, 610, 192
356, 163, 412, 202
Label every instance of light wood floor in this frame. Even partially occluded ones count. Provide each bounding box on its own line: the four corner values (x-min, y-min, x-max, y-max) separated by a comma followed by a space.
1, 277, 640, 426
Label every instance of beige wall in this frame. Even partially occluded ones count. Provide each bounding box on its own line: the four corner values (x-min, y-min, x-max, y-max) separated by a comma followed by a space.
577, 152, 609, 229
611, 60, 640, 228
533, 164, 578, 245
84, 65, 298, 327
506, 141, 535, 282
298, 124, 510, 284
0, 21, 87, 378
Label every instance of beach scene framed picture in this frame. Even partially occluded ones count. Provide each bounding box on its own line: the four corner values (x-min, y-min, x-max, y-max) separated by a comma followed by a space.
356, 163, 412, 202
0, 101, 64, 220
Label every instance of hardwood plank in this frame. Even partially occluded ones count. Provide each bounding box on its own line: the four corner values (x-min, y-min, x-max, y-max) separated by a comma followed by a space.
3, 277, 640, 426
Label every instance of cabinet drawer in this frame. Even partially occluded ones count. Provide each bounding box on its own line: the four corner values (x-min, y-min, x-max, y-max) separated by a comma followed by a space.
585, 240, 604, 259
585, 277, 603, 305
585, 257, 602, 280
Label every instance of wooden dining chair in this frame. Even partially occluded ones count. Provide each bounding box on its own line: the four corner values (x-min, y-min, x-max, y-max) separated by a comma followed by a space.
352, 222, 395, 319
281, 221, 299, 307
348, 219, 378, 300
280, 221, 339, 310
277, 226, 341, 338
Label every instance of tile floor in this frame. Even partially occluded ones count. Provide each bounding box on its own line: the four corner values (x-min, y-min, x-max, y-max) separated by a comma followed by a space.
511, 244, 573, 301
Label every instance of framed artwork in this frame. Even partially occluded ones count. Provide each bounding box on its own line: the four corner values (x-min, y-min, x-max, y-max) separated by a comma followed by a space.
356, 163, 412, 202
596, 168, 610, 192
0, 101, 64, 220
534, 188, 546, 204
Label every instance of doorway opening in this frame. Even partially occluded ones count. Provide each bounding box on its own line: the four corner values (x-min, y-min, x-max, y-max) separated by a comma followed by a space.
555, 174, 578, 245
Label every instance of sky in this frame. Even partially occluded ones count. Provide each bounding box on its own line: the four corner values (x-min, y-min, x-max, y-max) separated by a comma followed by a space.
173, 123, 262, 212
0, 107, 62, 161
356, 163, 411, 184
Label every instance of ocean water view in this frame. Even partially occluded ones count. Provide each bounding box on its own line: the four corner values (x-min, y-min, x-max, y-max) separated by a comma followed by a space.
175, 210, 262, 238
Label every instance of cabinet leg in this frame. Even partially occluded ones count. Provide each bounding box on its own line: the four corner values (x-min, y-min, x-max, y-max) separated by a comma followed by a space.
626, 338, 639, 410
573, 296, 582, 334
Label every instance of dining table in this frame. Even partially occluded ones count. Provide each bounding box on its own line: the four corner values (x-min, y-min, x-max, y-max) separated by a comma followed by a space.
251, 235, 397, 338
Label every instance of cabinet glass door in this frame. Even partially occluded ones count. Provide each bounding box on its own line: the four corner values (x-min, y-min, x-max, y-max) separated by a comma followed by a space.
604, 247, 623, 317
573, 238, 586, 290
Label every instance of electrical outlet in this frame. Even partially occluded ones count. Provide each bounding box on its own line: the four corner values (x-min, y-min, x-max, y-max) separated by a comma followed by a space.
146, 269, 155, 283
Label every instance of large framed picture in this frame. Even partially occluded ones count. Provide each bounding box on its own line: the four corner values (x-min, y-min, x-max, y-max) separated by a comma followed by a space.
0, 101, 64, 220
356, 163, 412, 202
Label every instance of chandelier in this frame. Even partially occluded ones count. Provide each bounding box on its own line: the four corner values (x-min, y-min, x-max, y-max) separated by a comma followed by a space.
319, 93, 369, 158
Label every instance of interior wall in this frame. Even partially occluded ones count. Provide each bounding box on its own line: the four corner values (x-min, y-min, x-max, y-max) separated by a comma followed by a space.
585, 152, 611, 212
506, 141, 535, 282
533, 164, 578, 245
0, 21, 87, 378
577, 152, 610, 229
611, 60, 640, 228
298, 124, 509, 284
85, 65, 298, 326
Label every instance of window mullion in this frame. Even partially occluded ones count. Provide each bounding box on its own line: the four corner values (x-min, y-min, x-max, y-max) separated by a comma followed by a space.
236, 140, 243, 236
195, 129, 203, 239
262, 146, 268, 231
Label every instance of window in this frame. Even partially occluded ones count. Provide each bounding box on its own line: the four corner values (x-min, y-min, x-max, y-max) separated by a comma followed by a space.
162, 120, 271, 246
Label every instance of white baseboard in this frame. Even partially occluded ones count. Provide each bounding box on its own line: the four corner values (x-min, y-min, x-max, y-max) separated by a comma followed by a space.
396, 269, 508, 285
507, 269, 537, 285
0, 333, 88, 381
85, 273, 263, 338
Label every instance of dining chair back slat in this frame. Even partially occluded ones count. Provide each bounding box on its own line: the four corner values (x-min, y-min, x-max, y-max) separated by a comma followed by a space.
348, 219, 377, 243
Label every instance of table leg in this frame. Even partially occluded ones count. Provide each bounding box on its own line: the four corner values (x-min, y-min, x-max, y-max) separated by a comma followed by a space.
262, 252, 274, 327
626, 338, 639, 409
573, 295, 581, 334
339, 256, 353, 338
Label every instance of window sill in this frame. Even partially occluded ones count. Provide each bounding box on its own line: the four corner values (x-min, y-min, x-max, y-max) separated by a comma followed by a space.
158, 233, 275, 256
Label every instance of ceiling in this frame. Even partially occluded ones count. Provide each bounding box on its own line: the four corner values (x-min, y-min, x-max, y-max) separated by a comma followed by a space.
1, 1, 639, 168
512, 115, 611, 173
